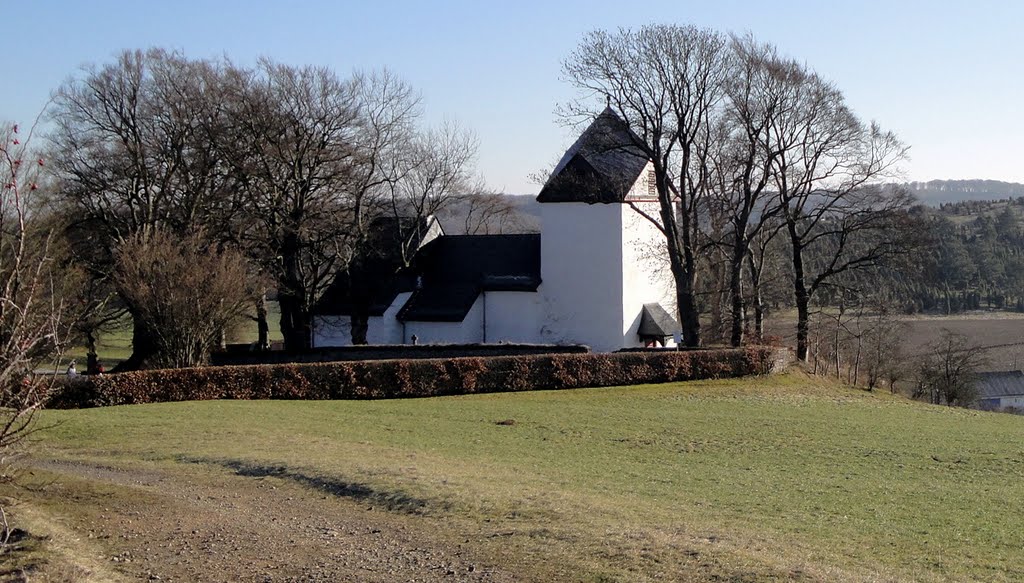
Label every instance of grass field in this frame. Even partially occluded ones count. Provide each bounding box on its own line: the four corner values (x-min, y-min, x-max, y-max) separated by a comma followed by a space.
11, 373, 1024, 581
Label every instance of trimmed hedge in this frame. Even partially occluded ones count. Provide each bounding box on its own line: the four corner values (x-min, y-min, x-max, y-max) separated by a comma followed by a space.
47, 347, 784, 409
211, 342, 590, 366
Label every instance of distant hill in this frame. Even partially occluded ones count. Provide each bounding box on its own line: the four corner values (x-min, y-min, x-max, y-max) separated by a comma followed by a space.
434, 193, 541, 235
907, 180, 1024, 205
440, 182, 1024, 233
503, 181, 1024, 212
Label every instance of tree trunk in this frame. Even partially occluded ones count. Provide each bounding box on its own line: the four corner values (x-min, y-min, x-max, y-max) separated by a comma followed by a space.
747, 252, 765, 340
663, 207, 701, 348
278, 233, 312, 351
256, 293, 270, 351
788, 219, 811, 361
853, 336, 863, 386
85, 330, 99, 374
113, 314, 159, 371
278, 290, 311, 351
729, 240, 746, 347
678, 286, 701, 348
795, 290, 811, 362
668, 248, 701, 348
350, 312, 369, 345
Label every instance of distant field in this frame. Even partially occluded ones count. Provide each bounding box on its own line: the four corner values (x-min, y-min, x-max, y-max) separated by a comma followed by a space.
768, 311, 1024, 372
10, 374, 1024, 581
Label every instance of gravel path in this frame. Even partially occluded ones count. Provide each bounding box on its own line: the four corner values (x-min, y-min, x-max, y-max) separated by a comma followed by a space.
24, 458, 520, 583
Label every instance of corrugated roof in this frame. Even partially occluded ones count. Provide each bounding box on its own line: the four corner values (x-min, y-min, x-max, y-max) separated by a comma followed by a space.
537, 108, 649, 204
975, 370, 1024, 398
637, 303, 680, 337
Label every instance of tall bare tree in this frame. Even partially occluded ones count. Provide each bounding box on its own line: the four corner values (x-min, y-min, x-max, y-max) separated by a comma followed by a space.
381, 121, 478, 266
716, 36, 791, 346
49, 49, 236, 368
321, 73, 482, 345
757, 53, 914, 361
217, 59, 363, 351
563, 24, 731, 347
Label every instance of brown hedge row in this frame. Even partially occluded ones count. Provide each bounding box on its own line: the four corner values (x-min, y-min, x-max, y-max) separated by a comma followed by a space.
47, 347, 781, 409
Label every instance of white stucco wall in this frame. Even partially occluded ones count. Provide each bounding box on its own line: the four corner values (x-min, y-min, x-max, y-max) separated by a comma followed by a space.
370, 291, 413, 344
539, 203, 624, 352
405, 294, 485, 344
621, 200, 678, 348
482, 291, 542, 343
421, 216, 444, 247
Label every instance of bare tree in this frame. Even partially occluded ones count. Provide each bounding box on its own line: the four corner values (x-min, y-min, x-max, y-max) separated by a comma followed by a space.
446, 191, 534, 235
716, 36, 793, 346
916, 330, 988, 406
758, 54, 915, 361
0, 122, 71, 548
217, 59, 364, 351
381, 121, 479, 266
744, 216, 787, 340
330, 77, 481, 344
861, 303, 907, 392
49, 49, 237, 368
113, 230, 254, 368
563, 24, 731, 347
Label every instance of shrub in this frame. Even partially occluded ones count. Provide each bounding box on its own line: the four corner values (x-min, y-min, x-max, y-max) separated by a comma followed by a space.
47, 347, 783, 408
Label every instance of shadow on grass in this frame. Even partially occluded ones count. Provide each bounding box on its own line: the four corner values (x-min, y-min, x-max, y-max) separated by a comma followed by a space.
176, 456, 432, 514
0, 529, 51, 580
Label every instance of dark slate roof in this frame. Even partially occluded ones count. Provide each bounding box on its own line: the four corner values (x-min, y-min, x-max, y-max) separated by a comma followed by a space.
397, 234, 542, 322
975, 371, 1024, 398
312, 216, 436, 317
637, 303, 680, 337
537, 108, 650, 204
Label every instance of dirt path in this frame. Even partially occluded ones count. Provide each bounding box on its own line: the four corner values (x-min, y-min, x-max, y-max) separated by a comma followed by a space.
16, 458, 521, 583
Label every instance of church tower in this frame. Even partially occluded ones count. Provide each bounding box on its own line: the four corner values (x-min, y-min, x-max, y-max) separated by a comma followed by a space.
536, 109, 678, 351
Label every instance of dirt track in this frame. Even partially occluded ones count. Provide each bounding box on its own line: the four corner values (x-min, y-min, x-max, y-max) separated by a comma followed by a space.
15, 458, 521, 583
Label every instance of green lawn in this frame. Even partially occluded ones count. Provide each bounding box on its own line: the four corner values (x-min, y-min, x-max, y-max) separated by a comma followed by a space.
30, 374, 1024, 581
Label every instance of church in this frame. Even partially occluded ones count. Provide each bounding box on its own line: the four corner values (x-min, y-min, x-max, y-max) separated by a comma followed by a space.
311, 109, 680, 352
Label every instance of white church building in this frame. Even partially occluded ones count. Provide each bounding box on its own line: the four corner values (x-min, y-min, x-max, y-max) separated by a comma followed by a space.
311, 109, 680, 352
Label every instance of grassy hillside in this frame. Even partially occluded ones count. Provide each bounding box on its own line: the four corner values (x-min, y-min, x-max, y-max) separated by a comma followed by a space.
12, 374, 1024, 581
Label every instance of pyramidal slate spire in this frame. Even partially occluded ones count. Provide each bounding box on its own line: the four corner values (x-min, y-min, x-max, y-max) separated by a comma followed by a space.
537, 108, 649, 204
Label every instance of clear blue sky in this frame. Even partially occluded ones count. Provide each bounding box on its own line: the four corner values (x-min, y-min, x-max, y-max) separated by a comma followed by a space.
4, 0, 1022, 193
